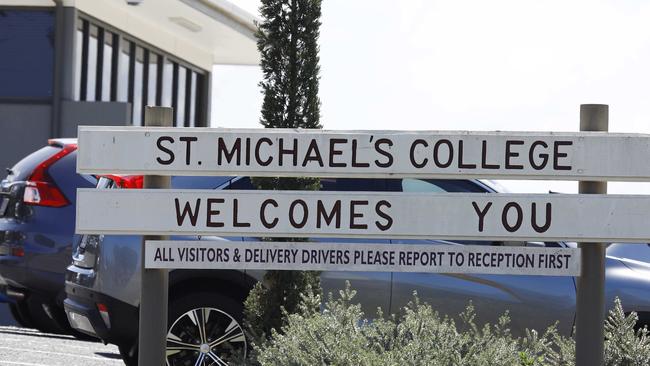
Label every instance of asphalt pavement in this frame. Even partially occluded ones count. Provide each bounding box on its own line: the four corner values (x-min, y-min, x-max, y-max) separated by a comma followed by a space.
0, 303, 123, 366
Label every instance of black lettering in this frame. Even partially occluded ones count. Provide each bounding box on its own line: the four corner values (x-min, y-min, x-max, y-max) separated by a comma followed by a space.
279, 138, 298, 166
217, 138, 241, 165
154, 247, 163, 261
260, 199, 279, 229
179, 136, 198, 165
458, 140, 477, 169
433, 139, 453, 168
472, 201, 492, 232
531, 202, 552, 233
206, 198, 225, 228
374, 138, 394, 168
329, 138, 347, 168
156, 136, 175, 165
289, 200, 308, 228
553, 141, 573, 170
317, 200, 341, 228
232, 199, 251, 227
375, 200, 393, 231
505, 140, 524, 169
529, 141, 549, 170
174, 198, 200, 226
302, 139, 324, 167
410, 139, 428, 168
351, 139, 370, 167
245, 138, 251, 165
502, 202, 523, 232
255, 137, 273, 166
481, 140, 500, 169
350, 200, 368, 229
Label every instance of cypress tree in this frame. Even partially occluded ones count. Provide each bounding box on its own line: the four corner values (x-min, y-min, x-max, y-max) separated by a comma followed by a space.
244, 0, 323, 345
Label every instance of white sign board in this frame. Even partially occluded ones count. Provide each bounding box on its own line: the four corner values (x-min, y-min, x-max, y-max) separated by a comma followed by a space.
77, 189, 650, 243
145, 240, 581, 276
77, 126, 650, 181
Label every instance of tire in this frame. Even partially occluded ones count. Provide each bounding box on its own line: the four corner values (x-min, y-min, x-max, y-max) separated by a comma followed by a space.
166, 292, 247, 366
24, 296, 68, 335
9, 302, 34, 328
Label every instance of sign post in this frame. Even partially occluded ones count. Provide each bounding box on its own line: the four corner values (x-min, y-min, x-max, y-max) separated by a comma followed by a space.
575, 104, 608, 366
138, 106, 172, 366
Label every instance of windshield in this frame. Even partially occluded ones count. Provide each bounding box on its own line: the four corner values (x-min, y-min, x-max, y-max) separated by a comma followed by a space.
607, 243, 650, 265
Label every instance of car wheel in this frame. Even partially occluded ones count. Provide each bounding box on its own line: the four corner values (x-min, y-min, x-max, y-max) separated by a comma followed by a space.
166, 292, 247, 366
25, 296, 68, 334
9, 302, 34, 328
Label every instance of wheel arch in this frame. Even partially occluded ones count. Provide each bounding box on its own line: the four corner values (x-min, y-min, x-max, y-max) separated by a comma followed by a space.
169, 269, 257, 303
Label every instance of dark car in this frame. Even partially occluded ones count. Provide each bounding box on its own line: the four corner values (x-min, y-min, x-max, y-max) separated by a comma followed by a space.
0, 139, 96, 333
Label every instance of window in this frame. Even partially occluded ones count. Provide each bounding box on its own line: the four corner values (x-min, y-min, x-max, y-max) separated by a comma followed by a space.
320, 178, 400, 192
401, 179, 446, 193
177, 65, 187, 126
145, 51, 158, 111
74, 22, 83, 100
0, 10, 55, 98
161, 59, 173, 107
86, 24, 98, 101
117, 39, 131, 102
188, 71, 197, 127
132, 46, 144, 125
100, 31, 113, 101
74, 16, 207, 126
411, 179, 487, 193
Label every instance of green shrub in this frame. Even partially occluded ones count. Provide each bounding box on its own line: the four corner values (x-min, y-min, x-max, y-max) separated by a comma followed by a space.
251, 282, 650, 366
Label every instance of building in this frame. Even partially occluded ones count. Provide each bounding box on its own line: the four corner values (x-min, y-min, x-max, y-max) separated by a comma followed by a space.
0, 0, 259, 175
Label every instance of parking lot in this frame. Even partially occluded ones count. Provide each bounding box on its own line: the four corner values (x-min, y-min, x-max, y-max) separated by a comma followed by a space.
0, 303, 122, 366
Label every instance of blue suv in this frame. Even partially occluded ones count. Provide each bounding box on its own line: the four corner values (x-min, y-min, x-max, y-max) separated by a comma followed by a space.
0, 139, 95, 334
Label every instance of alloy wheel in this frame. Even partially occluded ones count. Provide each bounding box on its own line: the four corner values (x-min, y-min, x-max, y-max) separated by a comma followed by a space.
166, 307, 246, 365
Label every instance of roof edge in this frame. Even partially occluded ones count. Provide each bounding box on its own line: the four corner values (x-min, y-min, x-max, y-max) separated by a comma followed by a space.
181, 0, 259, 41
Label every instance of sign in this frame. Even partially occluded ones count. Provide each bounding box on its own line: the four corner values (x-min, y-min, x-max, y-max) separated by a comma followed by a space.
145, 240, 581, 276
77, 189, 650, 243
77, 126, 650, 181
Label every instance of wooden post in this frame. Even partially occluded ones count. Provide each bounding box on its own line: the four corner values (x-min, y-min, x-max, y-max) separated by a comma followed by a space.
575, 104, 608, 366
138, 106, 172, 365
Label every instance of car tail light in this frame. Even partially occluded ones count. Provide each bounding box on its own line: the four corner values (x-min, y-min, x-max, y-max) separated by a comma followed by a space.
97, 303, 111, 329
11, 247, 24, 257
23, 142, 77, 208
98, 175, 143, 189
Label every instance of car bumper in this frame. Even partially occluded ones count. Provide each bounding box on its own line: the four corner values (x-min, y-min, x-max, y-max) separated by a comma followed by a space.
65, 268, 138, 345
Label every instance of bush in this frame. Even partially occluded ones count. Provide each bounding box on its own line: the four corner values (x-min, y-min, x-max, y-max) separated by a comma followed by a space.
251, 282, 650, 366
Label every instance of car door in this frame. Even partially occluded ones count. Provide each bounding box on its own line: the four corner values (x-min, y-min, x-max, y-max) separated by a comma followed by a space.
314, 178, 400, 317
390, 179, 576, 336
236, 176, 399, 317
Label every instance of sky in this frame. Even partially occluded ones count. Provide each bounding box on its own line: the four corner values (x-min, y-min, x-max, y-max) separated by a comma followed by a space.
212, 0, 650, 195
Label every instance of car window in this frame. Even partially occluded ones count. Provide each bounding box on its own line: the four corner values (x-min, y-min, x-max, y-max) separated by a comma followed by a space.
226, 177, 256, 190
402, 179, 446, 193
402, 179, 488, 193
320, 178, 400, 192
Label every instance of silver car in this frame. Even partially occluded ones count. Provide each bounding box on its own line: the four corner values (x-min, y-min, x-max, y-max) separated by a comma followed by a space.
64, 175, 650, 366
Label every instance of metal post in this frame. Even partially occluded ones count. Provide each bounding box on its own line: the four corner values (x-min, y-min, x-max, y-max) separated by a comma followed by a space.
575, 104, 608, 366
138, 106, 172, 365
